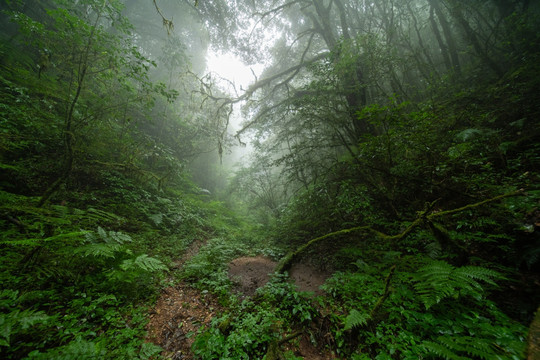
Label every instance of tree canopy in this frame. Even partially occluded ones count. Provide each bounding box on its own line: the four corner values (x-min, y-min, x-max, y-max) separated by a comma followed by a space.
0, 0, 539, 359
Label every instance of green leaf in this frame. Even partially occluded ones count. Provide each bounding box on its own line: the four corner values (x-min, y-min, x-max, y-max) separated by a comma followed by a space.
455, 128, 482, 142
139, 342, 163, 359
414, 261, 502, 309
75, 243, 122, 258
19, 311, 49, 330
133, 254, 168, 272
423, 340, 467, 360
344, 309, 369, 330
0, 231, 87, 246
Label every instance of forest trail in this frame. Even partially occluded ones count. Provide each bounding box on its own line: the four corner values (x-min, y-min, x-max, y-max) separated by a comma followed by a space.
146, 241, 336, 359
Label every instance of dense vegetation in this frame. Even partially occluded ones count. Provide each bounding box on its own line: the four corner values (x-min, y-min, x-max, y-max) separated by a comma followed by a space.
1, 0, 539, 359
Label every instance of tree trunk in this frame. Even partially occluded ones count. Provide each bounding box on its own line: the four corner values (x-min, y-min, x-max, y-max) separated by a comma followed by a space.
446, 1, 504, 77
429, 0, 461, 75
38, 5, 104, 206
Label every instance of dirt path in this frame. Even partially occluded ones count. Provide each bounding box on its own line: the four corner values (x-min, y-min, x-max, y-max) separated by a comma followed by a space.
146, 238, 222, 359
146, 245, 336, 359
146, 283, 223, 359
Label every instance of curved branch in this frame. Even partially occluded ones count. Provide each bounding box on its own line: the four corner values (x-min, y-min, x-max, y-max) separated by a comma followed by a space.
235, 51, 330, 137
275, 189, 525, 273
253, 0, 305, 19
153, 0, 174, 34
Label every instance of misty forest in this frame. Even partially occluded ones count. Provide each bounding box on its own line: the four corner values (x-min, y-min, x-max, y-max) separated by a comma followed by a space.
1, 0, 539, 359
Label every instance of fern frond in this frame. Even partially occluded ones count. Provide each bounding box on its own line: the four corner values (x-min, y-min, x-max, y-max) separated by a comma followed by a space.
437, 336, 495, 360
0, 308, 50, 346
86, 207, 123, 224
133, 254, 168, 272
414, 261, 502, 309
414, 261, 454, 307
42, 337, 105, 359
119, 255, 167, 272
0, 238, 41, 246
84, 227, 131, 245
75, 243, 122, 258
0, 231, 87, 246
415, 261, 454, 281
140, 342, 163, 358
107, 231, 132, 244
148, 213, 163, 226
423, 340, 468, 360
344, 309, 369, 330
18, 310, 50, 330
455, 266, 501, 286
425, 241, 442, 259
97, 226, 108, 241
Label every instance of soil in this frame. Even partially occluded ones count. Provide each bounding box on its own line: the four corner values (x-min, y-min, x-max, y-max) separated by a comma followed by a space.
289, 262, 330, 296
146, 245, 336, 359
529, 306, 540, 360
228, 256, 330, 296
145, 283, 223, 360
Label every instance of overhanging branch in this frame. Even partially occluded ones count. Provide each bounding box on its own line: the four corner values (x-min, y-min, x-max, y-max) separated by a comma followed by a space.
275, 189, 525, 273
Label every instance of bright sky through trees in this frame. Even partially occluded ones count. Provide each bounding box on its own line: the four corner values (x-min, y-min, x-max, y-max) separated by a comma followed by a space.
206, 50, 263, 94
206, 50, 263, 159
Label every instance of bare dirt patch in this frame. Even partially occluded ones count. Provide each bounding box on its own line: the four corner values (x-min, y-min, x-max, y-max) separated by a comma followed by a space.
145, 283, 223, 360
228, 256, 277, 296
226, 256, 337, 358
228, 256, 331, 296
147, 250, 335, 359
290, 262, 330, 295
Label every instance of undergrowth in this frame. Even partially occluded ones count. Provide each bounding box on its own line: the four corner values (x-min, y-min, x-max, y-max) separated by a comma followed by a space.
0, 186, 241, 359
188, 245, 528, 360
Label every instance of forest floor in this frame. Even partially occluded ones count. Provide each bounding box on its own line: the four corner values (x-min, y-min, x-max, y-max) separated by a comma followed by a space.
145, 240, 337, 359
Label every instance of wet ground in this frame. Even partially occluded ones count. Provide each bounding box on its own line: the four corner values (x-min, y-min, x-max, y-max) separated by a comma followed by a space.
146, 242, 336, 359
227, 255, 329, 297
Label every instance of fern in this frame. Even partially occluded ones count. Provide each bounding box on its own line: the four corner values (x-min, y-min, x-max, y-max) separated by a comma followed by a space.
344, 309, 369, 330
437, 335, 495, 359
122, 254, 168, 272
413, 261, 502, 309
85, 207, 124, 224
106, 230, 132, 244
423, 340, 468, 360
148, 213, 163, 226
75, 242, 122, 258
139, 342, 163, 359
107, 255, 167, 284
76, 227, 131, 258
0, 308, 50, 347
425, 240, 443, 259
424, 335, 511, 360
27, 337, 105, 360
85, 227, 132, 244
0, 231, 87, 247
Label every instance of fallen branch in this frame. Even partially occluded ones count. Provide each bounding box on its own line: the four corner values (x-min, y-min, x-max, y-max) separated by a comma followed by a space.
368, 265, 396, 322
275, 189, 524, 274
275, 226, 378, 273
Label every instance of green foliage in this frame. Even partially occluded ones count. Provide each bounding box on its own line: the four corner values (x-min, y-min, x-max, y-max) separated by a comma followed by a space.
192, 275, 318, 360
413, 261, 502, 309
318, 257, 527, 359
343, 309, 369, 330
0, 0, 538, 359
192, 310, 278, 360
181, 237, 250, 299
0, 190, 170, 358
0, 290, 50, 348
325, 257, 526, 359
